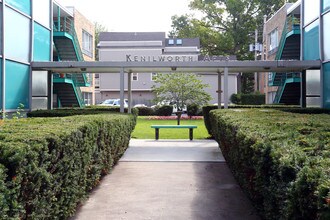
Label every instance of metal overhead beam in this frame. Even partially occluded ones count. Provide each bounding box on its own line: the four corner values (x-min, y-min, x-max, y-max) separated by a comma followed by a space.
31, 60, 321, 74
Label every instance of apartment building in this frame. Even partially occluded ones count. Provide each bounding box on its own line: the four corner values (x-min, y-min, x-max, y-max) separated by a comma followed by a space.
0, 0, 94, 114
97, 32, 238, 106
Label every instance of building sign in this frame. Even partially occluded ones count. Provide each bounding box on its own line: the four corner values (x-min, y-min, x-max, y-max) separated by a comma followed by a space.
126, 55, 235, 62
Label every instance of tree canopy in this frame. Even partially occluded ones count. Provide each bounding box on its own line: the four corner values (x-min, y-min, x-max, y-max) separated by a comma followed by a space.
169, 0, 296, 93
152, 73, 211, 111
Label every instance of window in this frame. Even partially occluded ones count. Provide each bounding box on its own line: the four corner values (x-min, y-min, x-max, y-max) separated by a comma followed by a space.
151, 72, 157, 81
82, 30, 93, 57
323, 63, 330, 108
5, 6, 30, 63
5, 60, 30, 109
33, 22, 51, 61
132, 73, 138, 81
269, 28, 278, 52
168, 39, 174, 45
303, 20, 320, 60
324, 12, 330, 60
33, 0, 50, 28
324, 0, 330, 12
304, 0, 320, 25
5, 0, 31, 15
176, 39, 182, 45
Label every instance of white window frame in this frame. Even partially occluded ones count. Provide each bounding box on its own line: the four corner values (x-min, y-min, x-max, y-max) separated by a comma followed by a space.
151, 72, 157, 81
269, 28, 278, 52
168, 39, 174, 45
176, 39, 182, 45
82, 29, 93, 57
132, 73, 138, 81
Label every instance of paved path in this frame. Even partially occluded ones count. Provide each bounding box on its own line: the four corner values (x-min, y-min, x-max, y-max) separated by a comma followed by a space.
71, 140, 260, 220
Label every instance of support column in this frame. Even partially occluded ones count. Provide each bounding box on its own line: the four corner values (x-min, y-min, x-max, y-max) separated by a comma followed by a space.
301, 70, 306, 108
217, 71, 222, 109
120, 68, 125, 113
224, 67, 229, 109
128, 71, 132, 113
48, 71, 53, 110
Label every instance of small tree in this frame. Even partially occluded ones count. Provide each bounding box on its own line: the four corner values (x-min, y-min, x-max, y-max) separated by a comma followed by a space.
152, 73, 211, 111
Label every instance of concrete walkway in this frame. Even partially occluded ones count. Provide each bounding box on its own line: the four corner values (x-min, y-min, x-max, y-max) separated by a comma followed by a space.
71, 140, 260, 220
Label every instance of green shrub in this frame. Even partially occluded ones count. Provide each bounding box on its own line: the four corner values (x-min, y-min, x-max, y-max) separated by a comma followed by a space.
155, 105, 173, 116
209, 109, 330, 219
230, 93, 265, 105
202, 105, 219, 136
187, 104, 201, 117
0, 113, 136, 219
27, 106, 138, 118
135, 106, 155, 116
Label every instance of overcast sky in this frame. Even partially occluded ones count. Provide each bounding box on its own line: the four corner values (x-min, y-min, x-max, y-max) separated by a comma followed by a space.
56, 0, 193, 34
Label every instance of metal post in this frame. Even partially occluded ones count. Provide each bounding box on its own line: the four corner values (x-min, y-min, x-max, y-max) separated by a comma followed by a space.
128, 71, 132, 113
1, 2, 5, 117
301, 70, 306, 108
254, 29, 259, 92
224, 67, 229, 109
217, 71, 222, 109
120, 68, 125, 113
48, 71, 53, 109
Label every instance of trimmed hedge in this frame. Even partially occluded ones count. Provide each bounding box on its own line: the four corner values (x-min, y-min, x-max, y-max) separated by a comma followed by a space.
230, 93, 265, 105
155, 105, 173, 116
27, 106, 138, 118
209, 109, 330, 219
0, 113, 136, 219
135, 106, 155, 116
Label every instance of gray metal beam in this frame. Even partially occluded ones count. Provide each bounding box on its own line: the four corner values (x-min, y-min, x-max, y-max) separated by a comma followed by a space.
128, 71, 132, 113
120, 68, 124, 113
224, 67, 229, 109
217, 72, 222, 109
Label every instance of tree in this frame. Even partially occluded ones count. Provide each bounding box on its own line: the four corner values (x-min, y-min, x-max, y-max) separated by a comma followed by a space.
94, 22, 108, 61
151, 73, 211, 111
170, 0, 296, 93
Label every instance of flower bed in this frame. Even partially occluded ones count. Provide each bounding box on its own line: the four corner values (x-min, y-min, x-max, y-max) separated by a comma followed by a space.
146, 116, 203, 120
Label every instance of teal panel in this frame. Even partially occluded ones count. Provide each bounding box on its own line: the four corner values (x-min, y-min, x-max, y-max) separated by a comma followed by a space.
5, 60, 29, 109
303, 20, 320, 60
33, 22, 50, 61
5, 0, 31, 16
4, 6, 30, 63
323, 63, 330, 108
0, 58, 2, 108
324, 12, 330, 60
323, 0, 330, 12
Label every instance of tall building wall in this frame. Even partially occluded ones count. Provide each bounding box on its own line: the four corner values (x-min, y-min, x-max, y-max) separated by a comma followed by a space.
0, 0, 52, 112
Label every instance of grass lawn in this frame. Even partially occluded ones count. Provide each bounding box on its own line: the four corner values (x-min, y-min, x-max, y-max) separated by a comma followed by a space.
132, 116, 209, 139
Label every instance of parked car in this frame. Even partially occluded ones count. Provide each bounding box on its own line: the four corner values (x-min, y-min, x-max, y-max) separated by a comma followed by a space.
98, 99, 128, 108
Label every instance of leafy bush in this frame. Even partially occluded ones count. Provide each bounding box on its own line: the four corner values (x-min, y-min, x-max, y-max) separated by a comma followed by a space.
0, 113, 136, 219
202, 105, 218, 136
135, 106, 155, 116
187, 104, 201, 117
155, 105, 173, 116
209, 109, 330, 219
230, 93, 265, 105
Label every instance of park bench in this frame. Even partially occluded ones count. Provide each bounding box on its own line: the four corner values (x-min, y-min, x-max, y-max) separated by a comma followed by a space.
151, 125, 198, 140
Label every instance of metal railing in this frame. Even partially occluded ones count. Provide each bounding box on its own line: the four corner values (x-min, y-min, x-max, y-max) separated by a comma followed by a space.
273, 72, 300, 103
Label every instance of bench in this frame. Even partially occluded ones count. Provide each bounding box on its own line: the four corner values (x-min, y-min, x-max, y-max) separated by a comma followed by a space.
151, 125, 198, 140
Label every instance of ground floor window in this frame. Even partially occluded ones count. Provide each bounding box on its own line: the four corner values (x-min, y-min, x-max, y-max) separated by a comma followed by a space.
83, 92, 92, 106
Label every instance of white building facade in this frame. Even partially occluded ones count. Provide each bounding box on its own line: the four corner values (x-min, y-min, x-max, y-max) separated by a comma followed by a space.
96, 32, 238, 106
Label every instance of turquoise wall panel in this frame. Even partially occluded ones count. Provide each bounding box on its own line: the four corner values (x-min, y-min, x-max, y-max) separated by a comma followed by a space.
303, 20, 320, 60
5, 60, 29, 109
324, 12, 330, 60
33, 22, 51, 61
4, 6, 30, 63
0, 58, 2, 108
324, 0, 330, 12
5, 0, 31, 15
324, 63, 330, 108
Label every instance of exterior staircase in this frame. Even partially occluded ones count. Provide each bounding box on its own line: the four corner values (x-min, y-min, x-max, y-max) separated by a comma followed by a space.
269, 16, 301, 105
52, 14, 90, 108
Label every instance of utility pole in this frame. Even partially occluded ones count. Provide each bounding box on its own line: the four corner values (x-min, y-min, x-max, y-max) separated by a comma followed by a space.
254, 29, 258, 92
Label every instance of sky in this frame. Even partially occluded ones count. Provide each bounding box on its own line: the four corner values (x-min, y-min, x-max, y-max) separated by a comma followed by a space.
56, 0, 194, 34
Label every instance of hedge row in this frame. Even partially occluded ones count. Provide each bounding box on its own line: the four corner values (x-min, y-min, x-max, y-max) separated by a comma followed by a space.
230, 93, 266, 105
202, 105, 326, 136
0, 113, 137, 219
209, 109, 330, 219
27, 106, 138, 118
